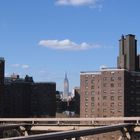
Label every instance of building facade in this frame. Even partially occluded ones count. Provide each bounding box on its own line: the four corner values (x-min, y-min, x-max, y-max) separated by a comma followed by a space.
80, 69, 126, 119
117, 34, 140, 71
3, 75, 56, 118
73, 87, 80, 115
0, 57, 5, 117
4, 81, 32, 117
31, 82, 56, 117
0, 56, 57, 118
80, 34, 140, 139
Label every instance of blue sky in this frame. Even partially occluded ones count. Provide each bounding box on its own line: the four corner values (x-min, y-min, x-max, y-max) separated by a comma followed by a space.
0, 0, 140, 91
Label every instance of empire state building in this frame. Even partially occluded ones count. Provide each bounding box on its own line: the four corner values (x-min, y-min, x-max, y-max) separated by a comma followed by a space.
63, 73, 69, 100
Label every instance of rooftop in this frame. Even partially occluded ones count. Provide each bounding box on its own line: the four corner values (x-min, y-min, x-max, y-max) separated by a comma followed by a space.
80, 67, 127, 75
0, 57, 5, 61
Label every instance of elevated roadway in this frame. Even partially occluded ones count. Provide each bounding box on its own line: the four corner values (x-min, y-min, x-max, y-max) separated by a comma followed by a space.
0, 117, 140, 139
0, 123, 133, 140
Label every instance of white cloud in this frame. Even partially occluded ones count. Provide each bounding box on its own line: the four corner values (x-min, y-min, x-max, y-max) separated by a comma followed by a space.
39, 39, 100, 51
11, 64, 20, 67
5, 72, 10, 77
11, 64, 29, 69
21, 65, 29, 69
39, 70, 48, 74
100, 65, 107, 70
56, 0, 98, 6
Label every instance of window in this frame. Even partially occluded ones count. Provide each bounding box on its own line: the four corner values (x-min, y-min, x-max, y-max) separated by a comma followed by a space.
85, 91, 88, 95
118, 83, 121, 87
111, 102, 114, 107
111, 90, 114, 94
91, 85, 94, 89
137, 109, 140, 112
111, 77, 115, 81
118, 109, 122, 113
91, 80, 94, 84
85, 80, 88, 84
91, 97, 94, 101
103, 96, 107, 100
91, 103, 94, 106
103, 77, 107, 81
118, 96, 122, 100
103, 102, 107, 106
103, 90, 106, 93
118, 102, 122, 106
110, 109, 115, 114
130, 90, 134, 94
85, 102, 88, 106
136, 98, 140, 101
111, 96, 114, 100
85, 97, 88, 101
103, 83, 107, 87
118, 77, 122, 80
130, 109, 135, 112
85, 108, 88, 112
91, 91, 94, 95
111, 83, 114, 87
130, 97, 134, 101
118, 90, 122, 93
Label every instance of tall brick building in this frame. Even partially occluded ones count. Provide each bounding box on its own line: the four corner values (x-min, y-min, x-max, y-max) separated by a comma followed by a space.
80, 34, 140, 139
80, 69, 126, 118
0, 57, 5, 117
117, 34, 140, 71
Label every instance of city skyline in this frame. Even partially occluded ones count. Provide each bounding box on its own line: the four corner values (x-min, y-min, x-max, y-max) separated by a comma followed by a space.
0, 0, 140, 91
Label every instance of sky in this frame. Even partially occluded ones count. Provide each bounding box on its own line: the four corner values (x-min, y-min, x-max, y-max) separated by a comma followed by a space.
0, 0, 140, 91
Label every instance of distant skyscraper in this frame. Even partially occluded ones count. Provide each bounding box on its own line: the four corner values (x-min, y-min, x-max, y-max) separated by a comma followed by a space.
63, 73, 69, 100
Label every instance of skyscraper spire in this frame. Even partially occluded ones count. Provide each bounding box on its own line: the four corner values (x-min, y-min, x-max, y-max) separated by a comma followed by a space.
63, 73, 69, 101
65, 73, 67, 80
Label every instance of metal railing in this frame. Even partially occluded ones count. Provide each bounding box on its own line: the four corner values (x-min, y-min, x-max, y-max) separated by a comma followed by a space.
1, 123, 133, 140
0, 117, 140, 123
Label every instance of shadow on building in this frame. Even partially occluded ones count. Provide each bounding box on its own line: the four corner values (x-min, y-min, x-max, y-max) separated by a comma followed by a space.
2, 74, 56, 118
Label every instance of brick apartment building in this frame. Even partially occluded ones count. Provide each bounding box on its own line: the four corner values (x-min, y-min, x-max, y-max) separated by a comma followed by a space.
3, 76, 56, 118
80, 34, 140, 139
0, 67, 56, 118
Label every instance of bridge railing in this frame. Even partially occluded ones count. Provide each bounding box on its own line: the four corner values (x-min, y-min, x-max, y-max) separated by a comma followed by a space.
0, 117, 140, 125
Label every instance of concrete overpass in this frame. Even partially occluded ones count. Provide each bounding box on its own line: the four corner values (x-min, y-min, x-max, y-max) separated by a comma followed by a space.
0, 117, 140, 139
0, 123, 134, 140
